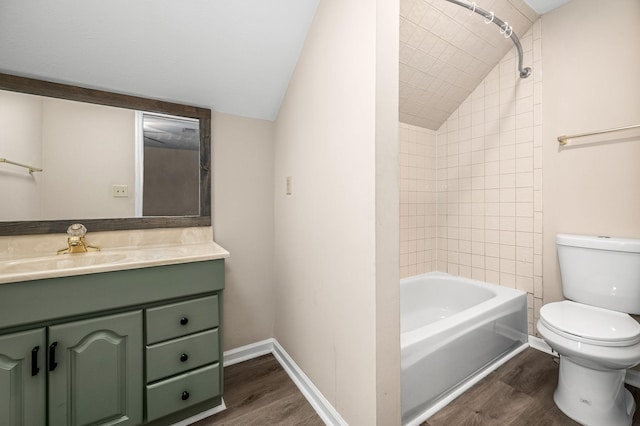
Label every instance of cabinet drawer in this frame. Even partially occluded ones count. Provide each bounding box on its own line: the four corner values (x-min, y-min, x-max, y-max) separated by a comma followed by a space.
146, 363, 220, 422
146, 295, 218, 344
146, 329, 219, 382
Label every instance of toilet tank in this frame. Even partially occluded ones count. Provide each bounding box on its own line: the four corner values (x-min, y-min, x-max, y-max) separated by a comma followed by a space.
557, 234, 640, 314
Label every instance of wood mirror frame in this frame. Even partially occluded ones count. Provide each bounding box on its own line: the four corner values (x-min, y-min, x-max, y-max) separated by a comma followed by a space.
0, 73, 211, 236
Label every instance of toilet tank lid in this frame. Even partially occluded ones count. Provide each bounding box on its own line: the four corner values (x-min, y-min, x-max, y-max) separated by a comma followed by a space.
557, 234, 640, 253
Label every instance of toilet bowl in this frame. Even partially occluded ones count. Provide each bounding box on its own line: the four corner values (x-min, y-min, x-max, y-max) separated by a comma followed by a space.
538, 234, 640, 426
538, 301, 640, 426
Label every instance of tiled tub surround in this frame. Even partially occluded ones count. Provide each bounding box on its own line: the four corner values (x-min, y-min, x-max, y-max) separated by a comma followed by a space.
399, 123, 437, 278
400, 22, 543, 334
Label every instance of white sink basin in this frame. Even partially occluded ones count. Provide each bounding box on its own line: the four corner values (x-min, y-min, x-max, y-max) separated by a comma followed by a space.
0, 242, 229, 284
0, 252, 130, 274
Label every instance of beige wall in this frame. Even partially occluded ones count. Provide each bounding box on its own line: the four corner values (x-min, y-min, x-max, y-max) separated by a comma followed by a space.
0, 90, 43, 220
212, 111, 275, 351
273, 0, 399, 423
542, 0, 640, 306
374, 0, 400, 421
41, 98, 135, 219
0, 93, 135, 221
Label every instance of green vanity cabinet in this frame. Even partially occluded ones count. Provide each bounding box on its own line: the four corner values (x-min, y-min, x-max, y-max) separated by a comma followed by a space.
145, 295, 221, 422
48, 311, 143, 426
0, 314, 143, 426
0, 258, 225, 426
0, 329, 47, 425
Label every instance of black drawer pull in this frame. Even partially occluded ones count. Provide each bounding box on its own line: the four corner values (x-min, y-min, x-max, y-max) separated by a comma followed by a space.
179, 317, 189, 326
48, 342, 58, 371
180, 353, 189, 362
31, 346, 40, 376
181, 391, 190, 401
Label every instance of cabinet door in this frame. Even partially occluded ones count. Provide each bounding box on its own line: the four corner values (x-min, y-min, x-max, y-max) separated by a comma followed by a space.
48, 311, 143, 426
0, 329, 46, 426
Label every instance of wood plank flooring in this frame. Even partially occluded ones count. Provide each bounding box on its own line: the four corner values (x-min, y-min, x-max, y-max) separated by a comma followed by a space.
193, 348, 640, 426
425, 348, 640, 426
193, 354, 323, 426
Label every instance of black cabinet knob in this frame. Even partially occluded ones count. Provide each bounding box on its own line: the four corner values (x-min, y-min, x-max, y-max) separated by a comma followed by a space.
181, 391, 190, 401
179, 317, 189, 326
180, 353, 189, 362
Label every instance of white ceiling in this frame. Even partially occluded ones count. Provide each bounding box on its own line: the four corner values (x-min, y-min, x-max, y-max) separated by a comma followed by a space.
0, 0, 319, 121
523, 0, 571, 14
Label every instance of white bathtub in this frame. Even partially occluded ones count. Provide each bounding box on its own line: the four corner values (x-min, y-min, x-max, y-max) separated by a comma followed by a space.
401, 272, 528, 425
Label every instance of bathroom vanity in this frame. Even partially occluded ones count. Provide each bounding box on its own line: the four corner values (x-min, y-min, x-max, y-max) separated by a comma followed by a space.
0, 71, 224, 424
0, 242, 227, 425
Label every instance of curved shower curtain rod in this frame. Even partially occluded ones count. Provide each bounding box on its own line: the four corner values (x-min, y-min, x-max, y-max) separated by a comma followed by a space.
443, 0, 532, 78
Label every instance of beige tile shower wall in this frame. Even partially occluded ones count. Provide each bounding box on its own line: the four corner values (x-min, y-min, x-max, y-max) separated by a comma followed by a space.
435, 22, 542, 334
399, 122, 437, 278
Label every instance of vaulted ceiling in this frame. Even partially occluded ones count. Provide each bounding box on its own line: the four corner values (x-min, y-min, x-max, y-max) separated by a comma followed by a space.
1, 0, 545, 130
400, 0, 539, 130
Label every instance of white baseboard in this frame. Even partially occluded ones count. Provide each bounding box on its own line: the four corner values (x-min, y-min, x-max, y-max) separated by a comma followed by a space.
223, 339, 347, 426
528, 335, 555, 355
223, 339, 273, 366
271, 340, 347, 426
172, 400, 226, 426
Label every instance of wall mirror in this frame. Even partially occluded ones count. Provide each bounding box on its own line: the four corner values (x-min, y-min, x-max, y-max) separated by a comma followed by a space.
0, 73, 211, 236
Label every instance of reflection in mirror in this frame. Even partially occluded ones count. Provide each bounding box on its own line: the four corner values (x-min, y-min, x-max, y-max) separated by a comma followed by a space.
141, 113, 200, 217
0, 92, 201, 220
1, 91, 136, 221
0, 72, 211, 236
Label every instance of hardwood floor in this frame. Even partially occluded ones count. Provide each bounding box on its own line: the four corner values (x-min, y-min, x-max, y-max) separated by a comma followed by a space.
193, 348, 640, 426
425, 348, 640, 426
193, 354, 324, 426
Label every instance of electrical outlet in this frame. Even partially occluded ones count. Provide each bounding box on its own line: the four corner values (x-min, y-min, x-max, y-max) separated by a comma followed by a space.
112, 184, 129, 198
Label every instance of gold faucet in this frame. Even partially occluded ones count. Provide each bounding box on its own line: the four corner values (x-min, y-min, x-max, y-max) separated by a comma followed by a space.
57, 223, 100, 255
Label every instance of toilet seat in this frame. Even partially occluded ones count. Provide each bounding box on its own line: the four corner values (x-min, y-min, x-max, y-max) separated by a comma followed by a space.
540, 301, 640, 347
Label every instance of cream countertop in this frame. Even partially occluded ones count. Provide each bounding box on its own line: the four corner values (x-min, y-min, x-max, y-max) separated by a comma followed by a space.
0, 241, 229, 285
0, 227, 229, 285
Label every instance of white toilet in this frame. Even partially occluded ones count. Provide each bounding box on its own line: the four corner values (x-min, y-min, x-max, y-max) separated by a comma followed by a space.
537, 234, 640, 426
